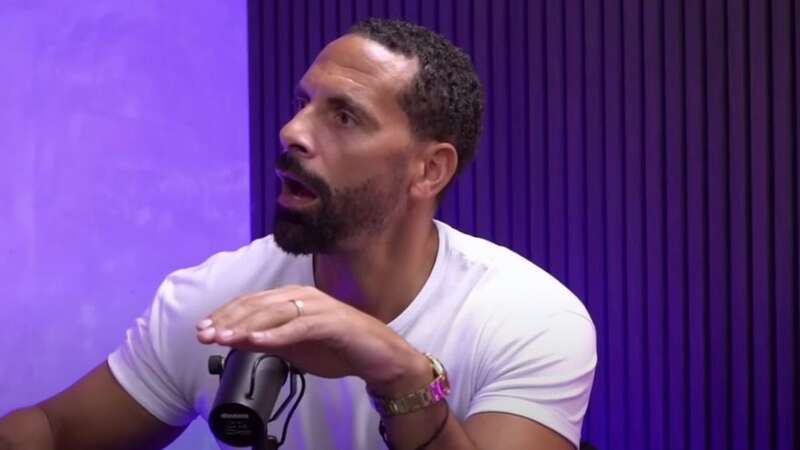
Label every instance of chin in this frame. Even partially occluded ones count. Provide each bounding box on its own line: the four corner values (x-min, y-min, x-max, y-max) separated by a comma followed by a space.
273, 208, 336, 255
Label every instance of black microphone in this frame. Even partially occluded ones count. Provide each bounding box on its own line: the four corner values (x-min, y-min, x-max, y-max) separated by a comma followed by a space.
208, 350, 289, 449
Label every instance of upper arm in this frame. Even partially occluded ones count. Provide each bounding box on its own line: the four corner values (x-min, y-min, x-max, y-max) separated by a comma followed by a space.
39, 361, 186, 450
464, 412, 575, 450
466, 308, 597, 449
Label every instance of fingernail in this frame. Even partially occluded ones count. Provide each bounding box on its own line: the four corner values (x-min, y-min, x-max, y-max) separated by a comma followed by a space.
198, 327, 216, 340
196, 319, 213, 330
251, 331, 271, 341
219, 329, 234, 339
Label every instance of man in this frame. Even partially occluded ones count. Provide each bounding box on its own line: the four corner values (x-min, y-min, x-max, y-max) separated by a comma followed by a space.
0, 18, 595, 450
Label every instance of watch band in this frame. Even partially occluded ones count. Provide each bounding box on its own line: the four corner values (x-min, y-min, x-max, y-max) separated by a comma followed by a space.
369, 353, 451, 418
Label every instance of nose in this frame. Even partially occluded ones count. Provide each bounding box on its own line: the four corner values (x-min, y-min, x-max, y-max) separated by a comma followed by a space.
279, 108, 315, 158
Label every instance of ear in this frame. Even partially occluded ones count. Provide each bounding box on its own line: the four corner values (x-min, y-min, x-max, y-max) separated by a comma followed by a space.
409, 142, 458, 200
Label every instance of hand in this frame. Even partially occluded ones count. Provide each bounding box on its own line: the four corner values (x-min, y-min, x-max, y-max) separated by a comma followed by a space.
195, 285, 431, 394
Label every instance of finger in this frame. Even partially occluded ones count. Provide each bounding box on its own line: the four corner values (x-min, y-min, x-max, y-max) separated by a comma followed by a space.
197, 326, 242, 345
198, 297, 260, 331
201, 287, 304, 331
229, 300, 301, 337
196, 296, 264, 344
196, 285, 305, 330
248, 315, 326, 347
199, 290, 321, 345
196, 291, 260, 331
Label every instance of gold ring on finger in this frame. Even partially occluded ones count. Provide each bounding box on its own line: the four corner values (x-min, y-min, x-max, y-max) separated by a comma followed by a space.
290, 299, 305, 318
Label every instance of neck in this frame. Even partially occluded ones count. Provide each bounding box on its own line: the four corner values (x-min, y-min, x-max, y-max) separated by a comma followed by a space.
313, 218, 439, 323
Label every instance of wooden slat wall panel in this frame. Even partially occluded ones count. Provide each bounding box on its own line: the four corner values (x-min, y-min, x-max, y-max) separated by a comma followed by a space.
772, 2, 798, 450
727, 1, 753, 449
248, 1, 799, 448
582, 2, 608, 445
705, 1, 730, 449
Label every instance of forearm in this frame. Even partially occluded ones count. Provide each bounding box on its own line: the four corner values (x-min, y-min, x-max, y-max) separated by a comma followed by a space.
368, 352, 478, 450
382, 402, 478, 450
0, 407, 56, 450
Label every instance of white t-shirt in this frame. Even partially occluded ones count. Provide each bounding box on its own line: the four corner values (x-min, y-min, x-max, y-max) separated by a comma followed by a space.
108, 221, 596, 449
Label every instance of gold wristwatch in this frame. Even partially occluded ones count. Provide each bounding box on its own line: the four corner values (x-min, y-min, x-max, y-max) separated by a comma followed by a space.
369, 353, 451, 418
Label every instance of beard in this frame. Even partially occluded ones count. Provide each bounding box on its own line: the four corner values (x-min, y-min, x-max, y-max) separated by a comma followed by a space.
272, 152, 404, 255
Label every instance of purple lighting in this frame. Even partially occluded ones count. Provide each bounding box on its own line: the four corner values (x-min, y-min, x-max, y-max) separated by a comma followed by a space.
0, 1, 249, 449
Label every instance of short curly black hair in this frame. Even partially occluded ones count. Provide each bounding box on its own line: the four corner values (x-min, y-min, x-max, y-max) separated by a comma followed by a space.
349, 18, 484, 181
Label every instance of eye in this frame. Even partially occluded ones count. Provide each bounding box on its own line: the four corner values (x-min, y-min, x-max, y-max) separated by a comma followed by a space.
334, 109, 356, 127
292, 96, 308, 112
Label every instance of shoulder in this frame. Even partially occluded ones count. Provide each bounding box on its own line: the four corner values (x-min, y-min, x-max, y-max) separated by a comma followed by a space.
108, 236, 310, 422
167, 235, 296, 290
438, 221, 591, 323
437, 221, 595, 381
163, 235, 307, 309
144, 235, 311, 350
436, 223, 596, 446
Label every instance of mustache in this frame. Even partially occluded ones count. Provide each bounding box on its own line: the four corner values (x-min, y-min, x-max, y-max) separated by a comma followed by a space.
276, 151, 331, 198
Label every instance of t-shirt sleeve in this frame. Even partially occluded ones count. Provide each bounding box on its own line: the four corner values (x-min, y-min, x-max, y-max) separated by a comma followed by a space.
467, 309, 597, 449
107, 276, 197, 427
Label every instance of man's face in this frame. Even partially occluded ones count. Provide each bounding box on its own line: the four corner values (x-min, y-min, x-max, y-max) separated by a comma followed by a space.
273, 35, 419, 255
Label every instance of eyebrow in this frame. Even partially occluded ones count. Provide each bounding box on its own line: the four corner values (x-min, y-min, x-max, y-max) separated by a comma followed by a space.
295, 85, 380, 128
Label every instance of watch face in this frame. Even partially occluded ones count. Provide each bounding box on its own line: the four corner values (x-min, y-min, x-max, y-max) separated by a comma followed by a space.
431, 375, 450, 401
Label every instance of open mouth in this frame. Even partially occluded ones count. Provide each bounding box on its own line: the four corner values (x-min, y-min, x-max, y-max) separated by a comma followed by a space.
277, 170, 320, 208
284, 176, 318, 199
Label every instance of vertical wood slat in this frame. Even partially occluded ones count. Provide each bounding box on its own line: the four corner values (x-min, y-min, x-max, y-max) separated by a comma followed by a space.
704, 0, 731, 449
642, 1, 667, 449
546, 0, 568, 281
582, 1, 608, 446
727, 0, 754, 448
248, 1, 799, 448
601, 3, 628, 448
621, 0, 645, 448
748, 0, 775, 448
564, 0, 586, 311
471, 0, 492, 240
490, 0, 510, 247
528, 0, 549, 268
684, 0, 709, 448
791, 3, 800, 450
663, 1, 689, 449
509, 0, 530, 256
770, 2, 797, 450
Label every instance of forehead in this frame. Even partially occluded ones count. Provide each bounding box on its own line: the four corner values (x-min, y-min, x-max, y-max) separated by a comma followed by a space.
299, 35, 418, 111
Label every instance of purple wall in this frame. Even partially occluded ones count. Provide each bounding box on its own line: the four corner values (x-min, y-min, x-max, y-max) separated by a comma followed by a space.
250, 1, 799, 450
0, 1, 249, 448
